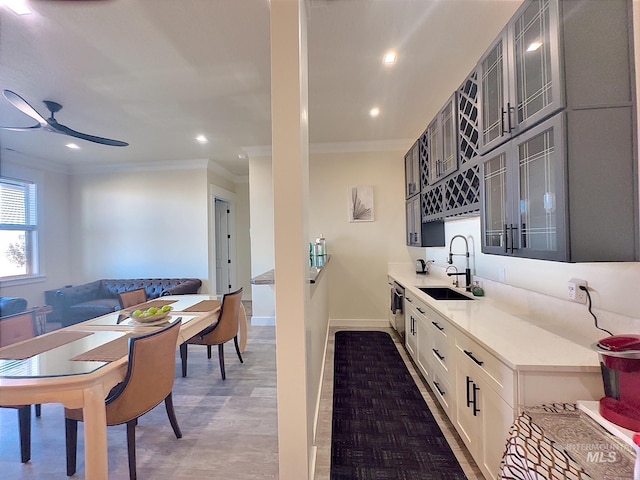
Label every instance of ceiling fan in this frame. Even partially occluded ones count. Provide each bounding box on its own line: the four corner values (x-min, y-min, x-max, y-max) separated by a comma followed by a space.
0, 89, 128, 147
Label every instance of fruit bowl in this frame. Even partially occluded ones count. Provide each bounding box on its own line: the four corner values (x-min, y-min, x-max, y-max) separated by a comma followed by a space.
130, 307, 172, 323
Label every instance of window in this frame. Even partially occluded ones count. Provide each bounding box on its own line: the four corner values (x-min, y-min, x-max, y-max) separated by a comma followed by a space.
0, 177, 38, 279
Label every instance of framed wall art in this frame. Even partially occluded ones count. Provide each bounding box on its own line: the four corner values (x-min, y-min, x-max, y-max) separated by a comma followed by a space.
348, 185, 374, 222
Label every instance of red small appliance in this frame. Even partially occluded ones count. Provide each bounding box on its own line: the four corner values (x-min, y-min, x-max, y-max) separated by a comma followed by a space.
593, 335, 640, 431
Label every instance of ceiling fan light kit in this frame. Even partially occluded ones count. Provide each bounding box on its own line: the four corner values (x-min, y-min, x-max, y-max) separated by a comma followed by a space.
0, 89, 129, 147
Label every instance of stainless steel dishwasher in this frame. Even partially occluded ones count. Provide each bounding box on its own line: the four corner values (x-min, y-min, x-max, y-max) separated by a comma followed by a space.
389, 279, 405, 338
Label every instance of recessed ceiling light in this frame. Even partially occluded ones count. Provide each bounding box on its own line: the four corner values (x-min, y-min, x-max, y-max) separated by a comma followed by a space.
383, 51, 397, 65
3, 1, 32, 15
195, 135, 208, 144
369, 107, 380, 118
527, 41, 543, 52
66, 143, 80, 150
238, 153, 247, 160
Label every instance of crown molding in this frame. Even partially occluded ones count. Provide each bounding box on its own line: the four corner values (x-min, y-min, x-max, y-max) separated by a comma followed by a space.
69, 158, 210, 175
1, 149, 71, 174
243, 139, 414, 158
310, 139, 415, 154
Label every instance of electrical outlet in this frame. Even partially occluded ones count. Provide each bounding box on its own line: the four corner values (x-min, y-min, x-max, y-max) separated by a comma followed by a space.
567, 278, 587, 303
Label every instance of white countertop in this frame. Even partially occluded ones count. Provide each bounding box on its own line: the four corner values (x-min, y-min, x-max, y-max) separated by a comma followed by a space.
388, 264, 600, 373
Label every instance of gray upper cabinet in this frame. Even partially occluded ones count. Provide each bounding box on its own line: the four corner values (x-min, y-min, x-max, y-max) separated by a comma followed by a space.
429, 94, 458, 183
478, 0, 563, 155
481, 114, 567, 261
480, 0, 637, 262
482, 104, 637, 262
404, 141, 420, 199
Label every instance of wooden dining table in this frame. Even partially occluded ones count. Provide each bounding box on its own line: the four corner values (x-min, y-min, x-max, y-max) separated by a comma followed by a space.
0, 294, 248, 480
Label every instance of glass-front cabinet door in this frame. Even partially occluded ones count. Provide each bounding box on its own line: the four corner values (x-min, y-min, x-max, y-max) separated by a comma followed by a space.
478, 32, 510, 154
481, 114, 567, 260
481, 144, 511, 255
510, 0, 563, 133
405, 141, 420, 199
440, 97, 458, 178
514, 114, 566, 260
429, 95, 458, 183
478, 0, 562, 155
406, 195, 422, 246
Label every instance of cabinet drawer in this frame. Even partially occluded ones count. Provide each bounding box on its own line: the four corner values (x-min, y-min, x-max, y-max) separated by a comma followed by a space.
405, 292, 427, 314
426, 310, 451, 340
455, 332, 514, 407
431, 369, 453, 416
430, 330, 452, 377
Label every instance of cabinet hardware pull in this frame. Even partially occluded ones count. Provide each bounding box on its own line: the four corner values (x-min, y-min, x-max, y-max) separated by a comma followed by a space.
434, 381, 445, 396
509, 224, 518, 253
406, 297, 413, 303
431, 321, 444, 331
466, 376, 473, 407
503, 223, 509, 253
501, 107, 507, 135
416, 307, 425, 314
433, 349, 445, 361
464, 350, 484, 366
473, 383, 480, 416
507, 102, 514, 132
521, 222, 527, 249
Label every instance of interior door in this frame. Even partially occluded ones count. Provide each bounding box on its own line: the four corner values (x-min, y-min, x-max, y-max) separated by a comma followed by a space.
214, 199, 231, 294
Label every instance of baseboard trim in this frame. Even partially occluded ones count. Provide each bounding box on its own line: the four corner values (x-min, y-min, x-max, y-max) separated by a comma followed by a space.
251, 316, 276, 326
329, 318, 390, 328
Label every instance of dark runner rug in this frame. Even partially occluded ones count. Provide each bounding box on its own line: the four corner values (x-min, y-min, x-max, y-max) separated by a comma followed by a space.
331, 330, 467, 480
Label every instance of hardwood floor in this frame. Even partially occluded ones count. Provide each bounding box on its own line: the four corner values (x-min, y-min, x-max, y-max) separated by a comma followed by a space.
0, 319, 279, 479
1, 318, 482, 479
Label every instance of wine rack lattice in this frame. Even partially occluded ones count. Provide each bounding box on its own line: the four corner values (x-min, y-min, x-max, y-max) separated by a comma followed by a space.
419, 129, 429, 190
458, 71, 479, 165
422, 184, 444, 221
444, 164, 481, 216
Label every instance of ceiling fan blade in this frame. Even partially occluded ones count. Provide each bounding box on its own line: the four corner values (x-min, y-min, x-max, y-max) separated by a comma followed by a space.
53, 122, 129, 147
0, 124, 42, 131
2, 90, 48, 126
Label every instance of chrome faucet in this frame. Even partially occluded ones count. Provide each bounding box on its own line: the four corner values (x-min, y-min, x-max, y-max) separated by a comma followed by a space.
445, 265, 459, 287
446, 235, 472, 291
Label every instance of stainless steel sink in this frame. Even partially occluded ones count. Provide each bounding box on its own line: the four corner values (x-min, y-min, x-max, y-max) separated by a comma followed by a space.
418, 287, 474, 300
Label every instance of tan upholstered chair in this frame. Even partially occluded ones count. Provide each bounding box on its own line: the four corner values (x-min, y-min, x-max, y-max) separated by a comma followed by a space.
65, 319, 182, 480
118, 288, 148, 309
0, 310, 40, 463
179, 288, 243, 380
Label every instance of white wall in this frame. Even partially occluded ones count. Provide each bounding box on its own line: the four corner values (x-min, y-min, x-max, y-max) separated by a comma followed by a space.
68, 166, 210, 286
249, 155, 276, 321
1, 155, 72, 308
309, 150, 412, 321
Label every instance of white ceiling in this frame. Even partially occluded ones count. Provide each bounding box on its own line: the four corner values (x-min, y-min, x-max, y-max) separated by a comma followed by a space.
0, 0, 522, 177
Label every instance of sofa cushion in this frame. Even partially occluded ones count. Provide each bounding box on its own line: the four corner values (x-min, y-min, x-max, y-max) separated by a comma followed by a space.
53, 278, 202, 326
68, 298, 121, 321
0, 297, 28, 317
101, 279, 201, 300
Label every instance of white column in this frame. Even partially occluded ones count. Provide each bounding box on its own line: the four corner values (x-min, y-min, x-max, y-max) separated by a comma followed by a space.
270, 1, 312, 479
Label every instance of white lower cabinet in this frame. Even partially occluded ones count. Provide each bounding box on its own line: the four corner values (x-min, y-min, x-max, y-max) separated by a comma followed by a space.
393, 282, 604, 480
405, 297, 515, 480
404, 299, 418, 360
454, 343, 513, 480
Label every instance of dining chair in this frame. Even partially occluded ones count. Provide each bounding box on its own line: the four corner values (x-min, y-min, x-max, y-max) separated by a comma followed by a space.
0, 310, 40, 463
65, 319, 182, 480
118, 288, 148, 309
179, 288, 243, 380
